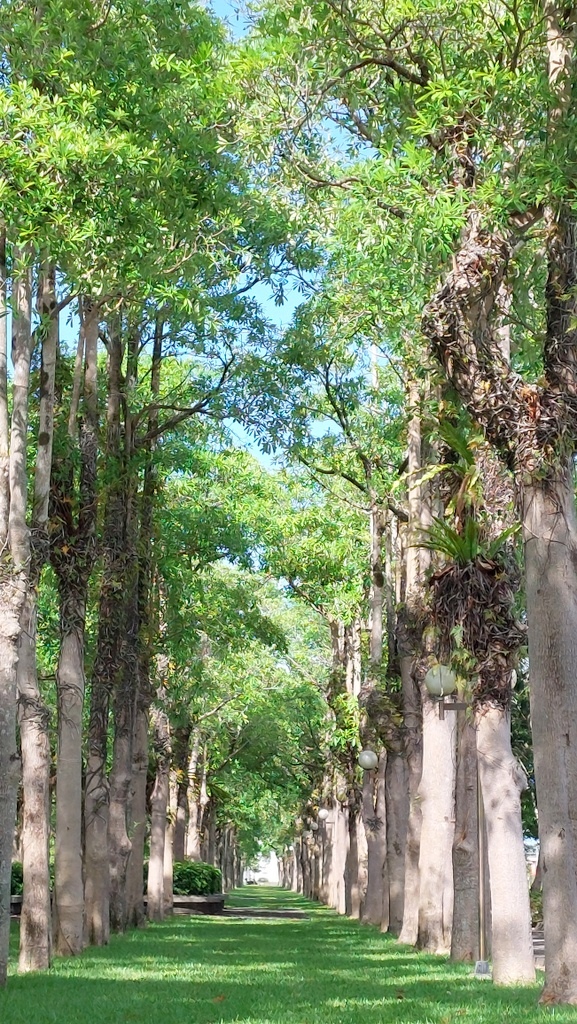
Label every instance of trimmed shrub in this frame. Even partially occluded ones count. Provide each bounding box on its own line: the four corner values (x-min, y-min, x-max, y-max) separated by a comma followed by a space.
172, 861, 222, 896
530, 886, 543, 927
143, 860, 222, 895
11, 862, 24, 895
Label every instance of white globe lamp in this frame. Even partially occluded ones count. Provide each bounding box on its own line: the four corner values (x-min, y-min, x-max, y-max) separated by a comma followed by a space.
424, 664, 457, 697
358, 749, 379, 771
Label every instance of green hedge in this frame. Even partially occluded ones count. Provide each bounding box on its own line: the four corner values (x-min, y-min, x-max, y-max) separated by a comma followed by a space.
173, 861, 222, 896
143, 860, 222, 896
11, 862, 24, 895
11, 861, 54, 895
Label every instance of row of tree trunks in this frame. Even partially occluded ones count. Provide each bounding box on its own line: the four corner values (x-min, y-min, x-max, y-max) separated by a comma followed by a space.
286, 394, 536, 994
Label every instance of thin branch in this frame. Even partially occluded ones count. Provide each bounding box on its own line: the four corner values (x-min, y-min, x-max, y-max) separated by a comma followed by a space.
136, 354, 235, 446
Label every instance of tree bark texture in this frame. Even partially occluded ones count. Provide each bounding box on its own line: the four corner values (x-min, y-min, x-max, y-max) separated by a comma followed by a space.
451, 714, 479, 962
417, 687, 456, 953
125, 339, 162, 928
51, 301, 98, 956
385, 750, 408, 936
0, 260, 34, 983
0, 606, 21, 987
163, 772, 177, 915
397, 656, 422, 946
523, 475, 577, 1000
361, 756, 388, 927
397, 396, 425, 947
171, 726, 191, 863
186, 735, 204, 861
476, 706, 535, 983
0, 227, 8, 541
331, 800, 348, 914
17, 264, 56, 973
52, 612, 87, 957
147, 702, 171, 922
125, 706, 149, 928
17, 589, 51, 973
108, 520, 139, 933
84, 330, 123, 946
345, 794, 366, 918
422, 202, 577, 999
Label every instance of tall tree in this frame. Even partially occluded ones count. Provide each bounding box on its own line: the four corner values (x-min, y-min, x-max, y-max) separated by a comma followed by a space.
0, 249, 34, 986
17, 264, 58, 972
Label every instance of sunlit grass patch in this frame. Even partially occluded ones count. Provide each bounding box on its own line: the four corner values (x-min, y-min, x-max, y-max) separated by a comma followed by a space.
2, 887, 572, 1024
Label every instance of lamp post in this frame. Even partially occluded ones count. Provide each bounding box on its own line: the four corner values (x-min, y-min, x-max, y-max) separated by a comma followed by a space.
423, 665, 489, 978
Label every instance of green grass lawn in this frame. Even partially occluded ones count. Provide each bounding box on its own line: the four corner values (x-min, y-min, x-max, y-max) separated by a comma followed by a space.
2, 887, 575, 1024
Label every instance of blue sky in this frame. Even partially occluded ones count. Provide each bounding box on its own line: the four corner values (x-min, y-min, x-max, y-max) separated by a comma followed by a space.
209, 0, 249, 38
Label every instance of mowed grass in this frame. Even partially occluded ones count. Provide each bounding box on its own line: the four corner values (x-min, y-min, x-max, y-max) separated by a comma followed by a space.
2, 886, 575, 1024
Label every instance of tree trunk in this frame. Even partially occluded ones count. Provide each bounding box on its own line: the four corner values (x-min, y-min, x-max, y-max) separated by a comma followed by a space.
0, 575, 24, 987
108, 328, 141, 934
84, 330, 123, 945
147, 703, 171, 922
294, 838, 303, 893
451, 714, 479, 962
361, 755, 387, 926
108, 676, 137, 931
0, 255, 33, 985
417, 686, 456, 953
397, 394, 425, 946
17, 633, 51, 973
522, 473, 577, 1001
51, 300, 98, 956
345, 793, 365, 918
476, 705, 535, 983
186, 735, 203, 861
17, 264, 56, 973
52, 603, 87, 956
206, 807, 217, 865
0, 586, 22, 987
385, 750, 408, 936
397, 656, 422, 945
163, 772, 177, 915
125, 329, 162, 928
172, 726, 191, 863
125, 705, 149, 928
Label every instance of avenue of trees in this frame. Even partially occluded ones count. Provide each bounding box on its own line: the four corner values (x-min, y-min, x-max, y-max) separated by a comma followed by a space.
1, 0, 577, 1008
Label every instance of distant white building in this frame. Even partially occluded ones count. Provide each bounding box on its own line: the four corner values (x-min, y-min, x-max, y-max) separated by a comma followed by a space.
244, 851, 279, 885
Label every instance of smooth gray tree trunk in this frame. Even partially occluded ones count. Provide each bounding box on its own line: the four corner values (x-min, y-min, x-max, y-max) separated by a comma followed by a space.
361, 755, 387, 926
523, 473, 577, 1001
385, 750, 408, 935
18, 264, 56, 973
451, 714, 479, 962
125, 706, 149, 928
147, 703, 171, 922
476, 705, 535, 983
417, 686, 456, 953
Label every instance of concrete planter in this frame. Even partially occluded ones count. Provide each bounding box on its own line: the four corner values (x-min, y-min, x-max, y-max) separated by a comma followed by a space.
10, 895, 23, 916
145, 893, 226, 916
11, 893, 226, 918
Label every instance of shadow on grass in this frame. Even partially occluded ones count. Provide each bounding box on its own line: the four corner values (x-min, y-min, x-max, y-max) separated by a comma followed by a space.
2, 889, 560, 1024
